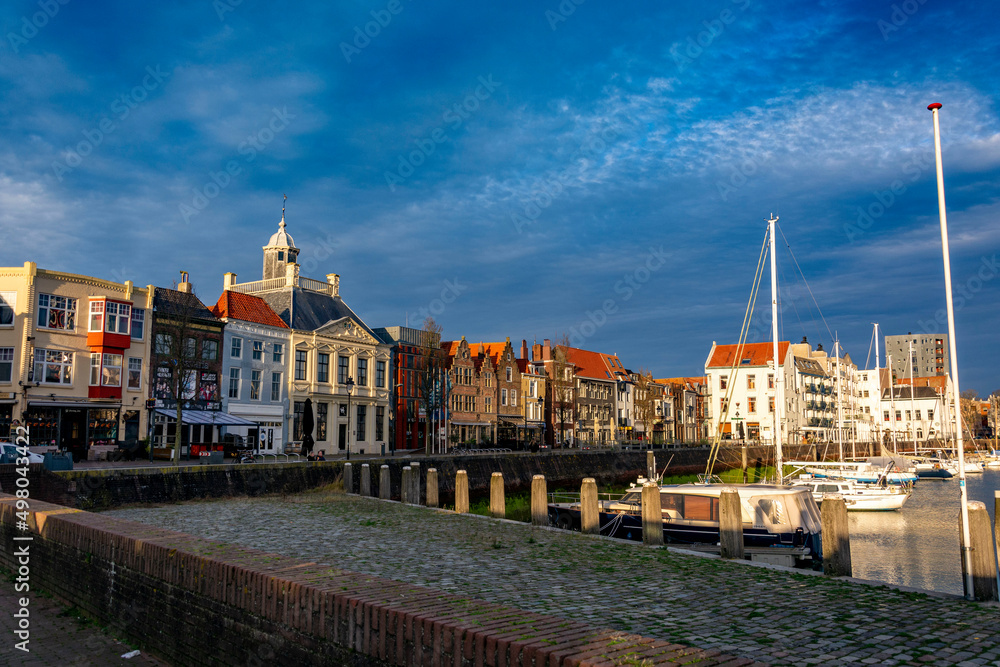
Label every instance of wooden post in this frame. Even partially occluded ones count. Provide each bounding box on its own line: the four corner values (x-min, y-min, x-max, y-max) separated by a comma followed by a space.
401, 466, 411, 503
490, 472, 505, 519
410, 462, 421, 505
741, 444, 748, 483
719, 487, 743, 559
426, 468, 439, 508
380, 464, 391, 500
964, 500, 999, 601
821, 494, 852, 577
641, 482, 663, 546
455, 470, 469, 513
360, 463, 371, 497
531, 475, 548, 526
580, 478, 599, 535
343, 463, 353, 494
646, 451, 655, 480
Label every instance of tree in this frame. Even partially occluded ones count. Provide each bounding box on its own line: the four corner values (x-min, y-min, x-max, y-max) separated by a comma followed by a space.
415, 317, 447, 454
548, 334, 575, 446
633, 370, 658, 444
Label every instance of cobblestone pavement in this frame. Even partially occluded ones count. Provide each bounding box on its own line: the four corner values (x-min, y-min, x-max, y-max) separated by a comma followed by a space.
0, 574, 169, 666
107, 492, 1000, 667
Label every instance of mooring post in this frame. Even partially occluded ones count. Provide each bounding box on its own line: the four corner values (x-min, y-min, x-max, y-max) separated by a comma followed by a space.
380, 464, 391, 500
410, 462, 421, 505
641, 482, 663, 546
426, 468, 439, 508
719, 487, 743, 559
964, 500, 999, 601
360, 463, 371, 497
646, 451, 655, 480
531, 475, 547, 526
343, 463, 353, 495
580, 478, 599, 535
455, 470, 469, 513
822, 494, 852, 577
401, 466, 412, 503
490, 472, 505, 519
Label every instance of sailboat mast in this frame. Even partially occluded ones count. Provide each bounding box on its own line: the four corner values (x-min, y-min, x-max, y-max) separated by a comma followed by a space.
909, 340, 917, 453
769, 214, 783, 484
888, 353, 897, 454
874, 322, 881, 453
835, 338, 844, 461
928, 101, 973, 599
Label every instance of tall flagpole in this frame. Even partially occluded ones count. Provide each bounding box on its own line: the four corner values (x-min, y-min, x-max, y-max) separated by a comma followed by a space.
928, 102, 974, 600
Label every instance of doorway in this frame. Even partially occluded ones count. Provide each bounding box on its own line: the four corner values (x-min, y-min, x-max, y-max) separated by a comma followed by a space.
338, 423, 346, 450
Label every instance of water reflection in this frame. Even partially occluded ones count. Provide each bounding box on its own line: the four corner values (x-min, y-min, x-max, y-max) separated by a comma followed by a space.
848, 469, 999, 595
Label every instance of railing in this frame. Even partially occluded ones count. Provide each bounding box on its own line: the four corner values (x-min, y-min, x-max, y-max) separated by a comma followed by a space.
230, 277, 289, 294
299, 277, 334, 294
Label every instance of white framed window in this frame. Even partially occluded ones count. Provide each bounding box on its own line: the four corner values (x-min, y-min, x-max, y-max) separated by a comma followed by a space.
511, 389, 517, 407
229, 368, 241, 399
0, 347, 13, 382
272, 343, 283, 363
501, 388, 508, 406
0, 292, 15, 327
250, 370, 262, 401
102, 353, 122, 387
89, 300, 104, 332
131, 308, 145, 340
506, 366, 512, 382
376, 360, 386, 388
37, 294, 76, 331
271, 372, 281, 402
34, 348, 73, 385
90, 353, 101, 386
231, 337, 243, 359
252, 340, 263, 361
106, 301, 131, 334
128, 357, 142, 390
357, 358, 368, 386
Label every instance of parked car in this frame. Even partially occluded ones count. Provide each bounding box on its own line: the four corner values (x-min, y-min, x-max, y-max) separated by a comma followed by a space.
0, 442, 46, 464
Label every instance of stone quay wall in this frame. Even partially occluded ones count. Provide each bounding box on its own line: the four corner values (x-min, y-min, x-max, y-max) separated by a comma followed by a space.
0, 494, 750, 666
0, 444, 829, 511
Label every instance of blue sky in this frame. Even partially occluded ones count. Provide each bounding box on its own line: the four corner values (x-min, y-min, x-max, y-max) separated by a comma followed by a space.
2, 0, 999, 394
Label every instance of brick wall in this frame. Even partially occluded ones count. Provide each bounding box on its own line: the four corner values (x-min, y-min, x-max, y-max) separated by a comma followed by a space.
0, 495, 748, 666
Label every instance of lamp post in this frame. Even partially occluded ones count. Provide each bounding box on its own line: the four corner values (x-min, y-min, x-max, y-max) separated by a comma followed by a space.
345, 376, 355, 460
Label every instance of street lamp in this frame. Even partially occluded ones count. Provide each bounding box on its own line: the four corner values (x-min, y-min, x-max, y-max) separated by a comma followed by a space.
345, 376, 355, 460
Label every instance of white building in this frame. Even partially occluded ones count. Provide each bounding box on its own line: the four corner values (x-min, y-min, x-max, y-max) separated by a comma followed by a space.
704, 341, 791, 445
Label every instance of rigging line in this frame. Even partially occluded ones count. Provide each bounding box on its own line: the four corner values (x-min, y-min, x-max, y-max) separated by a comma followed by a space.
776, 247, 809, 344
706, 228, 769, 477
776, 222, 834, 342
863, 325, 876, 371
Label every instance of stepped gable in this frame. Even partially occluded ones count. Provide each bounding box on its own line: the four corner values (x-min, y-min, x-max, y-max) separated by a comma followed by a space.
210, 291, 288, 328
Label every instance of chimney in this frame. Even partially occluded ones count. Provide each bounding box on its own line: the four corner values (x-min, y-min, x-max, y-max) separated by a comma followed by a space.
285, 263, 299, 286
520, 339, 528, 360
542, 339, 551, 361
223, 272, 237, 291
532, 343, 542, 361
327, 273, 340, 297
178, 270, 192, 294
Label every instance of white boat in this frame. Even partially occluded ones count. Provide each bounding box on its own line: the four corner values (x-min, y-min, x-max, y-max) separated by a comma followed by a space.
787, 456, 919, 485
788, 474, 910, 511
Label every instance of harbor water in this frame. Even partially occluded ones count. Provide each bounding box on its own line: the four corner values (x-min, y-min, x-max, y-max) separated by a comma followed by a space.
848, 468, 1000, 596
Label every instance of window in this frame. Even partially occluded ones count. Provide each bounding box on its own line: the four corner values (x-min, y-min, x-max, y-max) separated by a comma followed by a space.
748, 397, 756, 413
252, 340, 263, 361
721, 397, 728, 412
376, 361, 386, 388
89, 301, 104, 332
155, 333, 173, 355
747, 375, 755, 390
295, 350, 307, 381
357, 358, 368, 386
915, 410, 922, 420
506, 366, 512, 382
90, 353, 100, 386
338, 356, 349, 384
485, 397, 492, 413
356, 405, 366, 441
272, 343, 284, 363
106, 302, 130, 334
131, 308, 145, 339
128, 358, 142, 390
895, 410, 902, 421
883, 410, 890, 422
485, 373, 492, 388
229, 368, 240, 399
927, 409, 934, 420
37, 294, 76, 330
317, 353, 330, 383
863, 390, 869, 398
376, 406, 384, 441
316, 403, 327, 440
294, 401, 304, 439
767, 374, 774, 389
231, 337, 242, 359
202, 339, 218, 360
34, 349, 73, 385
250, 370, 262, 400
0, 292, 14, 326
102, 353, 122, 387
501, 388, 508, 406
720, 375, 728, 390
0, 347, 13, 382
511, 389, 517, 407
271, 372, 281, 401
905, 410, 911, 420
184, 337, 197, 359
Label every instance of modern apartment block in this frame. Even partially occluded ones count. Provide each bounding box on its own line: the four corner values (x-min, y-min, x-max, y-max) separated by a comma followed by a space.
885, 333, 948, 380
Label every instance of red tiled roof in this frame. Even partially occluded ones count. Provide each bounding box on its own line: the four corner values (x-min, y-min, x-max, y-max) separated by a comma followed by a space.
560, 346, 625, 381
897, 375, 947, 390
210, 291, 288, 328
706, 342, 789, 369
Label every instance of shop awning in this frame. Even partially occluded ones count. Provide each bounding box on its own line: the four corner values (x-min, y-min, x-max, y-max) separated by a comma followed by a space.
155, 409, 258, 426
497, 415, 523, 424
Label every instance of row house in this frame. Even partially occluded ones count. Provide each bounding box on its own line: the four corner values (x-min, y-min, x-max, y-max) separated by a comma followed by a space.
560, 345, 623, 445
881, 385, 948, 445
374, 325, 437, 453
441, 337, 496, 446
479, 339, 523, 446
0, 262, 152, 461
533, 339, 576, 446
704, 341, 791, 445
225, 216, 391, 457
517, 341, 547, 446
657, 378, 706, 443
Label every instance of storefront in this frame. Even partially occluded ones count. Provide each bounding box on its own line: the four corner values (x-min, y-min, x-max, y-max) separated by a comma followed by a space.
23, 401, 122, 461
0, 394, 14, 439
153, 408, 258, 458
